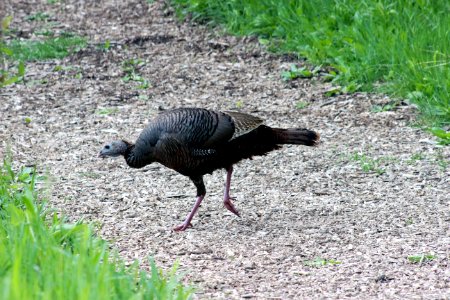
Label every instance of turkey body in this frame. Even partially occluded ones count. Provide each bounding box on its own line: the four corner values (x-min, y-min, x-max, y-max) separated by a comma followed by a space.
99, 108, 320, 231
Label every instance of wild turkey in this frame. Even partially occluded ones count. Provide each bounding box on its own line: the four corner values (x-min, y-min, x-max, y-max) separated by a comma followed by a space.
99, 108, 320, 231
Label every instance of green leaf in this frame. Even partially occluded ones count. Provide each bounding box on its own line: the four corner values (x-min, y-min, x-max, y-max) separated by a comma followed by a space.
304, 257, 341, 267
429, 127, 450, 145
324, 86, 342, 97
342, 82, 361, 93
2, 75, 19, 86
429, 127, 450, 139
18, 61, 25, 77
408, 254, 436, 263
371, 101, 398, 113
96, 107, 119, 115
258, 38, 269, 45
1, 46, 13, 56
296, 101, 309, 109
281, 64, 314, 81
281, 71, 293, 81
2, 16, 12, 30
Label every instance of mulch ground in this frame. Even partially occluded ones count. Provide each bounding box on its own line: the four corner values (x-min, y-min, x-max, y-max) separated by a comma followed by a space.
1, 0, 449, 298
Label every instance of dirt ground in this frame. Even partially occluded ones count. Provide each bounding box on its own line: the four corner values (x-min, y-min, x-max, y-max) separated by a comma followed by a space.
1, 0, 449, 299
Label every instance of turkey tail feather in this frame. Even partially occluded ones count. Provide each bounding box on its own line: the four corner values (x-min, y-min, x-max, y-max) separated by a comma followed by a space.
271, 128, 320, 146
222, 125, 319, 167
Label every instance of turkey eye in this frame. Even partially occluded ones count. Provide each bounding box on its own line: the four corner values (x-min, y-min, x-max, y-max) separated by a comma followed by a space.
105, 145, 110, 149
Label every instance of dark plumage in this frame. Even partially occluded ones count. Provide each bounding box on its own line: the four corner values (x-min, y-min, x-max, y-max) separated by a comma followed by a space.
99, 108, 320, 231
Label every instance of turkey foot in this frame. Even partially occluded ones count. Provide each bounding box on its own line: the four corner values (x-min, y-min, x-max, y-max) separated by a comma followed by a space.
223, 166, 240, 216
224, 197, 240, 216
173, 194, 205, 232
173, 221, 193, 231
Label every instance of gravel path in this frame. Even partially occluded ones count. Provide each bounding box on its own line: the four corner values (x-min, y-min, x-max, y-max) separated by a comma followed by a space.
1, 1, 449, 299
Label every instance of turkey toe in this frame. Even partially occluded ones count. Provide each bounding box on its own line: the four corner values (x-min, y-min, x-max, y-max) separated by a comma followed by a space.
224, 199, 240, 216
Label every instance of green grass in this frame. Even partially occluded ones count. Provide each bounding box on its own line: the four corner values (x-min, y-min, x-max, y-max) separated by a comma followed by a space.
295, 100, 309, 109
122, 58, 151, 89
407, 253, 437, 264
348, 149, 447, 173
1, 15, 87, 88
281, 64, 314, 81
428, 127, 450, 145
407, 152, 425, 165
26, 12, 52, 22
0, 157, 194, 299
8, 36, 87, 61
433, 148, 449, 170
371, 100, 401, 113
172, 0, 450, 128
1, 16, 25, 87
350, 152, 386, 175
304, 257, 341, 267
96, 107, 119, 115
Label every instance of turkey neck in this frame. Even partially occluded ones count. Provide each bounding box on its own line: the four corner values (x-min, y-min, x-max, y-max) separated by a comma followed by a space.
124, 143, 153, 168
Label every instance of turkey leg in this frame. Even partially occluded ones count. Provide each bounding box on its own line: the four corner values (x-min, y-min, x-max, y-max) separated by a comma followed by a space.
173, 194, 205, 231
223, 166, 240, 216
174, 176, 206, 231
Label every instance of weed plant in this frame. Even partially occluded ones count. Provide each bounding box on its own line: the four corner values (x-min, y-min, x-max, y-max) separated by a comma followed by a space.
0, 157, 193, 300
172, 0, 449, 129
9, 36, 87, 61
